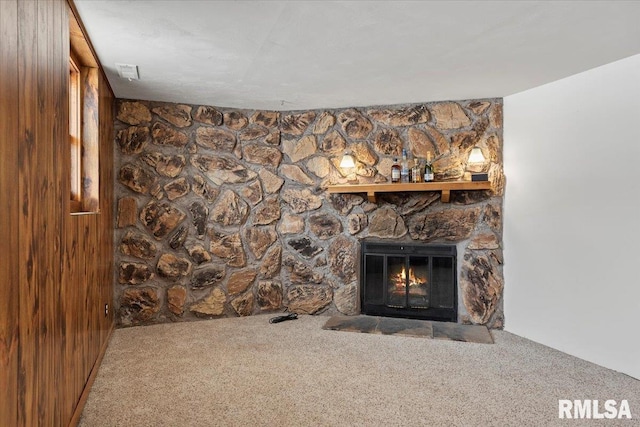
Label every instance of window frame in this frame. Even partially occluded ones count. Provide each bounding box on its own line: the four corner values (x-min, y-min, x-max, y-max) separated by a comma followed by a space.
69, 6, 100, 215
69, 53, 82, 212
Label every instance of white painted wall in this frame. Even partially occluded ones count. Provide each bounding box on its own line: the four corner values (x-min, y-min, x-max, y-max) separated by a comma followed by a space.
503, 54, 640, 380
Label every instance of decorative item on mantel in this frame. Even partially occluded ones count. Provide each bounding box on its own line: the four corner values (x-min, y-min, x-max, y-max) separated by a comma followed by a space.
327, 180, 492, 203
467, 146, 488, 181
391, 158, 401, 183
400, 148, 410, 183
328, 144, 493, 203
423, 151, 434, 182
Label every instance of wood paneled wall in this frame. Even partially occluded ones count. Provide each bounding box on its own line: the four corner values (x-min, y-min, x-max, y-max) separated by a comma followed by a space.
1, 0, 21, 425
0, 1, 115, 426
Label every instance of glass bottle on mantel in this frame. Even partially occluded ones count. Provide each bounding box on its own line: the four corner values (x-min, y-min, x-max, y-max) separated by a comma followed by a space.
400, 149, 410, 183
391, 158, 401, 183
412, 159, 423, 183
410, 151, 417, 182
424, 151, 435, 182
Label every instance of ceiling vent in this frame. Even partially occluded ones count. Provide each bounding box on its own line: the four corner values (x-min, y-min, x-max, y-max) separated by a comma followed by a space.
115, 63, 139, 80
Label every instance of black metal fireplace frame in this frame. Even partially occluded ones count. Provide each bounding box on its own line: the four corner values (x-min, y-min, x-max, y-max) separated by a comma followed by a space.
360, 240, 458, 322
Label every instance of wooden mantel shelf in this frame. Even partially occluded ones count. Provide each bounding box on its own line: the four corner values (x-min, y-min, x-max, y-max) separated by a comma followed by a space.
327, 180, 492, 203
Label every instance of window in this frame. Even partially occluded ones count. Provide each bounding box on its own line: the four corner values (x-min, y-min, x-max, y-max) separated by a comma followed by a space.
69, 56, 82, 211
69, 7, 100, 214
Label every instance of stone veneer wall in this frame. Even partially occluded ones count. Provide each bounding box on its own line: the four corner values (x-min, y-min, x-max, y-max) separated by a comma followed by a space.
114, 98, 505, 328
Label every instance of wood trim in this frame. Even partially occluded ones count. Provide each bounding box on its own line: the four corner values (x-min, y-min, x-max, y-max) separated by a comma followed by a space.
69, 13, 97, 68
67, 0, 114, 97
70, 199, 83, 212
69, 55, 82, 204
67, 1, 102, 214
67, 324, 114, 427
81, 66, 100, 212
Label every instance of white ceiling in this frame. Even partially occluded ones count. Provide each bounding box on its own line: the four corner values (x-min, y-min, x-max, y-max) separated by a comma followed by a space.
74, 0, 640, 111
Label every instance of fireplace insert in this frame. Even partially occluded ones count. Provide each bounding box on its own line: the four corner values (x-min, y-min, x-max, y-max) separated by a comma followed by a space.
360, 240, 457, 322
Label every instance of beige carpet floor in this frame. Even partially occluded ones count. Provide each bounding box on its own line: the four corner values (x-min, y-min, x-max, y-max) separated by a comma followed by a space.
80, 314, 639, 427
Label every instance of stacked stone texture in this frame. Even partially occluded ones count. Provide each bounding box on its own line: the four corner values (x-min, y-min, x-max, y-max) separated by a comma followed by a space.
115, 98, 505, 328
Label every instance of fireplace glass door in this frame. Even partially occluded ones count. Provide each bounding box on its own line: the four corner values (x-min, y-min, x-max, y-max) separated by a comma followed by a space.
361, 242, 457, 322
387, 256, 430, 309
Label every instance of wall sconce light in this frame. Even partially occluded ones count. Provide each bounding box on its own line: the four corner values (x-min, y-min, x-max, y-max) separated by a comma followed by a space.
468, 147, 485, 164
468, 146, 488, 181
339, 153, 356, 169
339, 152, 357, 182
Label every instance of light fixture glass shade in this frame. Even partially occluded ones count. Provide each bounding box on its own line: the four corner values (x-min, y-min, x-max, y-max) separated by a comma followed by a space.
339, 154, 355, 168
468, 147, 485, 163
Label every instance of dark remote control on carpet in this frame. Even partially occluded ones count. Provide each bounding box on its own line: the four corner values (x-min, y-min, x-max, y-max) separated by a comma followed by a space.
269, 313, 298, 324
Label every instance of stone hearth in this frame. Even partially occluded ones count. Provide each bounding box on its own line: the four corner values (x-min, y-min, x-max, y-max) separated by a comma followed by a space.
322, 315, 494, 344
114, 98, 504, 328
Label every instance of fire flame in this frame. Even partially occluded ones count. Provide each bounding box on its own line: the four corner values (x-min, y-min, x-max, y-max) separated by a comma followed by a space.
393, 266, 426, 289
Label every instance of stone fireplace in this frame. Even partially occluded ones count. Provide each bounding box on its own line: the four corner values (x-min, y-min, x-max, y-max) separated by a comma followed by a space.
361, 240, 457, 322
113, 97, 505, 329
